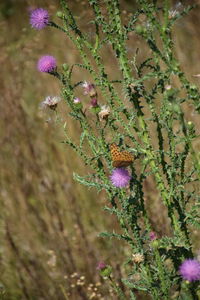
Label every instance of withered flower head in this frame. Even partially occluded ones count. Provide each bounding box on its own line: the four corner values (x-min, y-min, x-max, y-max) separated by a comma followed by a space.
98, 105, 110, 121
132, 253, 144, 264
82, 81, 97, 98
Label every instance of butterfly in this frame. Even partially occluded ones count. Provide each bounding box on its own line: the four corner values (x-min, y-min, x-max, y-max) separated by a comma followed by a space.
110, 143, 134, 168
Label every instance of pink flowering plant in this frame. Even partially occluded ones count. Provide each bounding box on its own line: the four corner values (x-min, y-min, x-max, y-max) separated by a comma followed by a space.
30, 8, 49, 30
30, 1, 200, 299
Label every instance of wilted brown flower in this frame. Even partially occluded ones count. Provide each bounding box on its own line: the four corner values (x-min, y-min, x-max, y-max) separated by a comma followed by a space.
98, 105, 110, 121
132, 253, 144, 264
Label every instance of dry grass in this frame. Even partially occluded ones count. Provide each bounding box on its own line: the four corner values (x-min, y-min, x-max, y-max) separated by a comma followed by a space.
0, 0, 200, 299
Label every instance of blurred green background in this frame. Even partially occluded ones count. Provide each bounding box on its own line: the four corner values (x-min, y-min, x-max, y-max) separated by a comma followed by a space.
0, 0, 200, 299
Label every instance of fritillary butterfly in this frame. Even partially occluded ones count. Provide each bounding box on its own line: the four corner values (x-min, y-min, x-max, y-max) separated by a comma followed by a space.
110, 143, 134, 168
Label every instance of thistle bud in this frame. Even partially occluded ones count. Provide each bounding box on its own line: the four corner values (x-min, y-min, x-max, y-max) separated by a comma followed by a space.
73, 97, 83, 110
56, 11, 63, 18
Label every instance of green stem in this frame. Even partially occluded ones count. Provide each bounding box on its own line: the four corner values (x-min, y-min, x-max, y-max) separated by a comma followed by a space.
108, 276, 128, 300
154, 249, 169, 299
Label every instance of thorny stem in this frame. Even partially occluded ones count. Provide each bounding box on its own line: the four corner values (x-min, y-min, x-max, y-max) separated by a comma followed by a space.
46, 0, 200, 298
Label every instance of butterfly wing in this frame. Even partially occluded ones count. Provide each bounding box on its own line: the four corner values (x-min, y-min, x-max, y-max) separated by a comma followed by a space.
113, 160, 132, 168
110, 143, 134, 168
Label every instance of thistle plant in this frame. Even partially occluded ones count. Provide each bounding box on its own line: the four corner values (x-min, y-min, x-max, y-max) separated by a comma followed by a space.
30, 0, 200, 299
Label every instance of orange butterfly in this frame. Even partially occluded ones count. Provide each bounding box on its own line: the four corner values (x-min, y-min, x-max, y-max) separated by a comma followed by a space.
110, 143, 134, 168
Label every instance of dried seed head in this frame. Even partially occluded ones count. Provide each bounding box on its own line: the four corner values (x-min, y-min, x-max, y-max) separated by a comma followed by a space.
132, 253, 144, 264
168, 2, 183, 19
40, 96, 61, 110
98, 105, 111, 121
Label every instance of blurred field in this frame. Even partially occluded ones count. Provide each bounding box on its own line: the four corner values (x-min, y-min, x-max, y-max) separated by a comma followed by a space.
0, 0, 200, 299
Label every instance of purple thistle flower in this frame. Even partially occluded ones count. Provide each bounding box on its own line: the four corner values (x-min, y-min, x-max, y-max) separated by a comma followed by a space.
179, 259, 200, 282
90, 98, 98, 107
74, 97, 81, 104
37, 55, 56, 73
97, 261, 106, 270
149, 231, 157, 241
110, 168, 131, 188
30, 8, 49, 30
